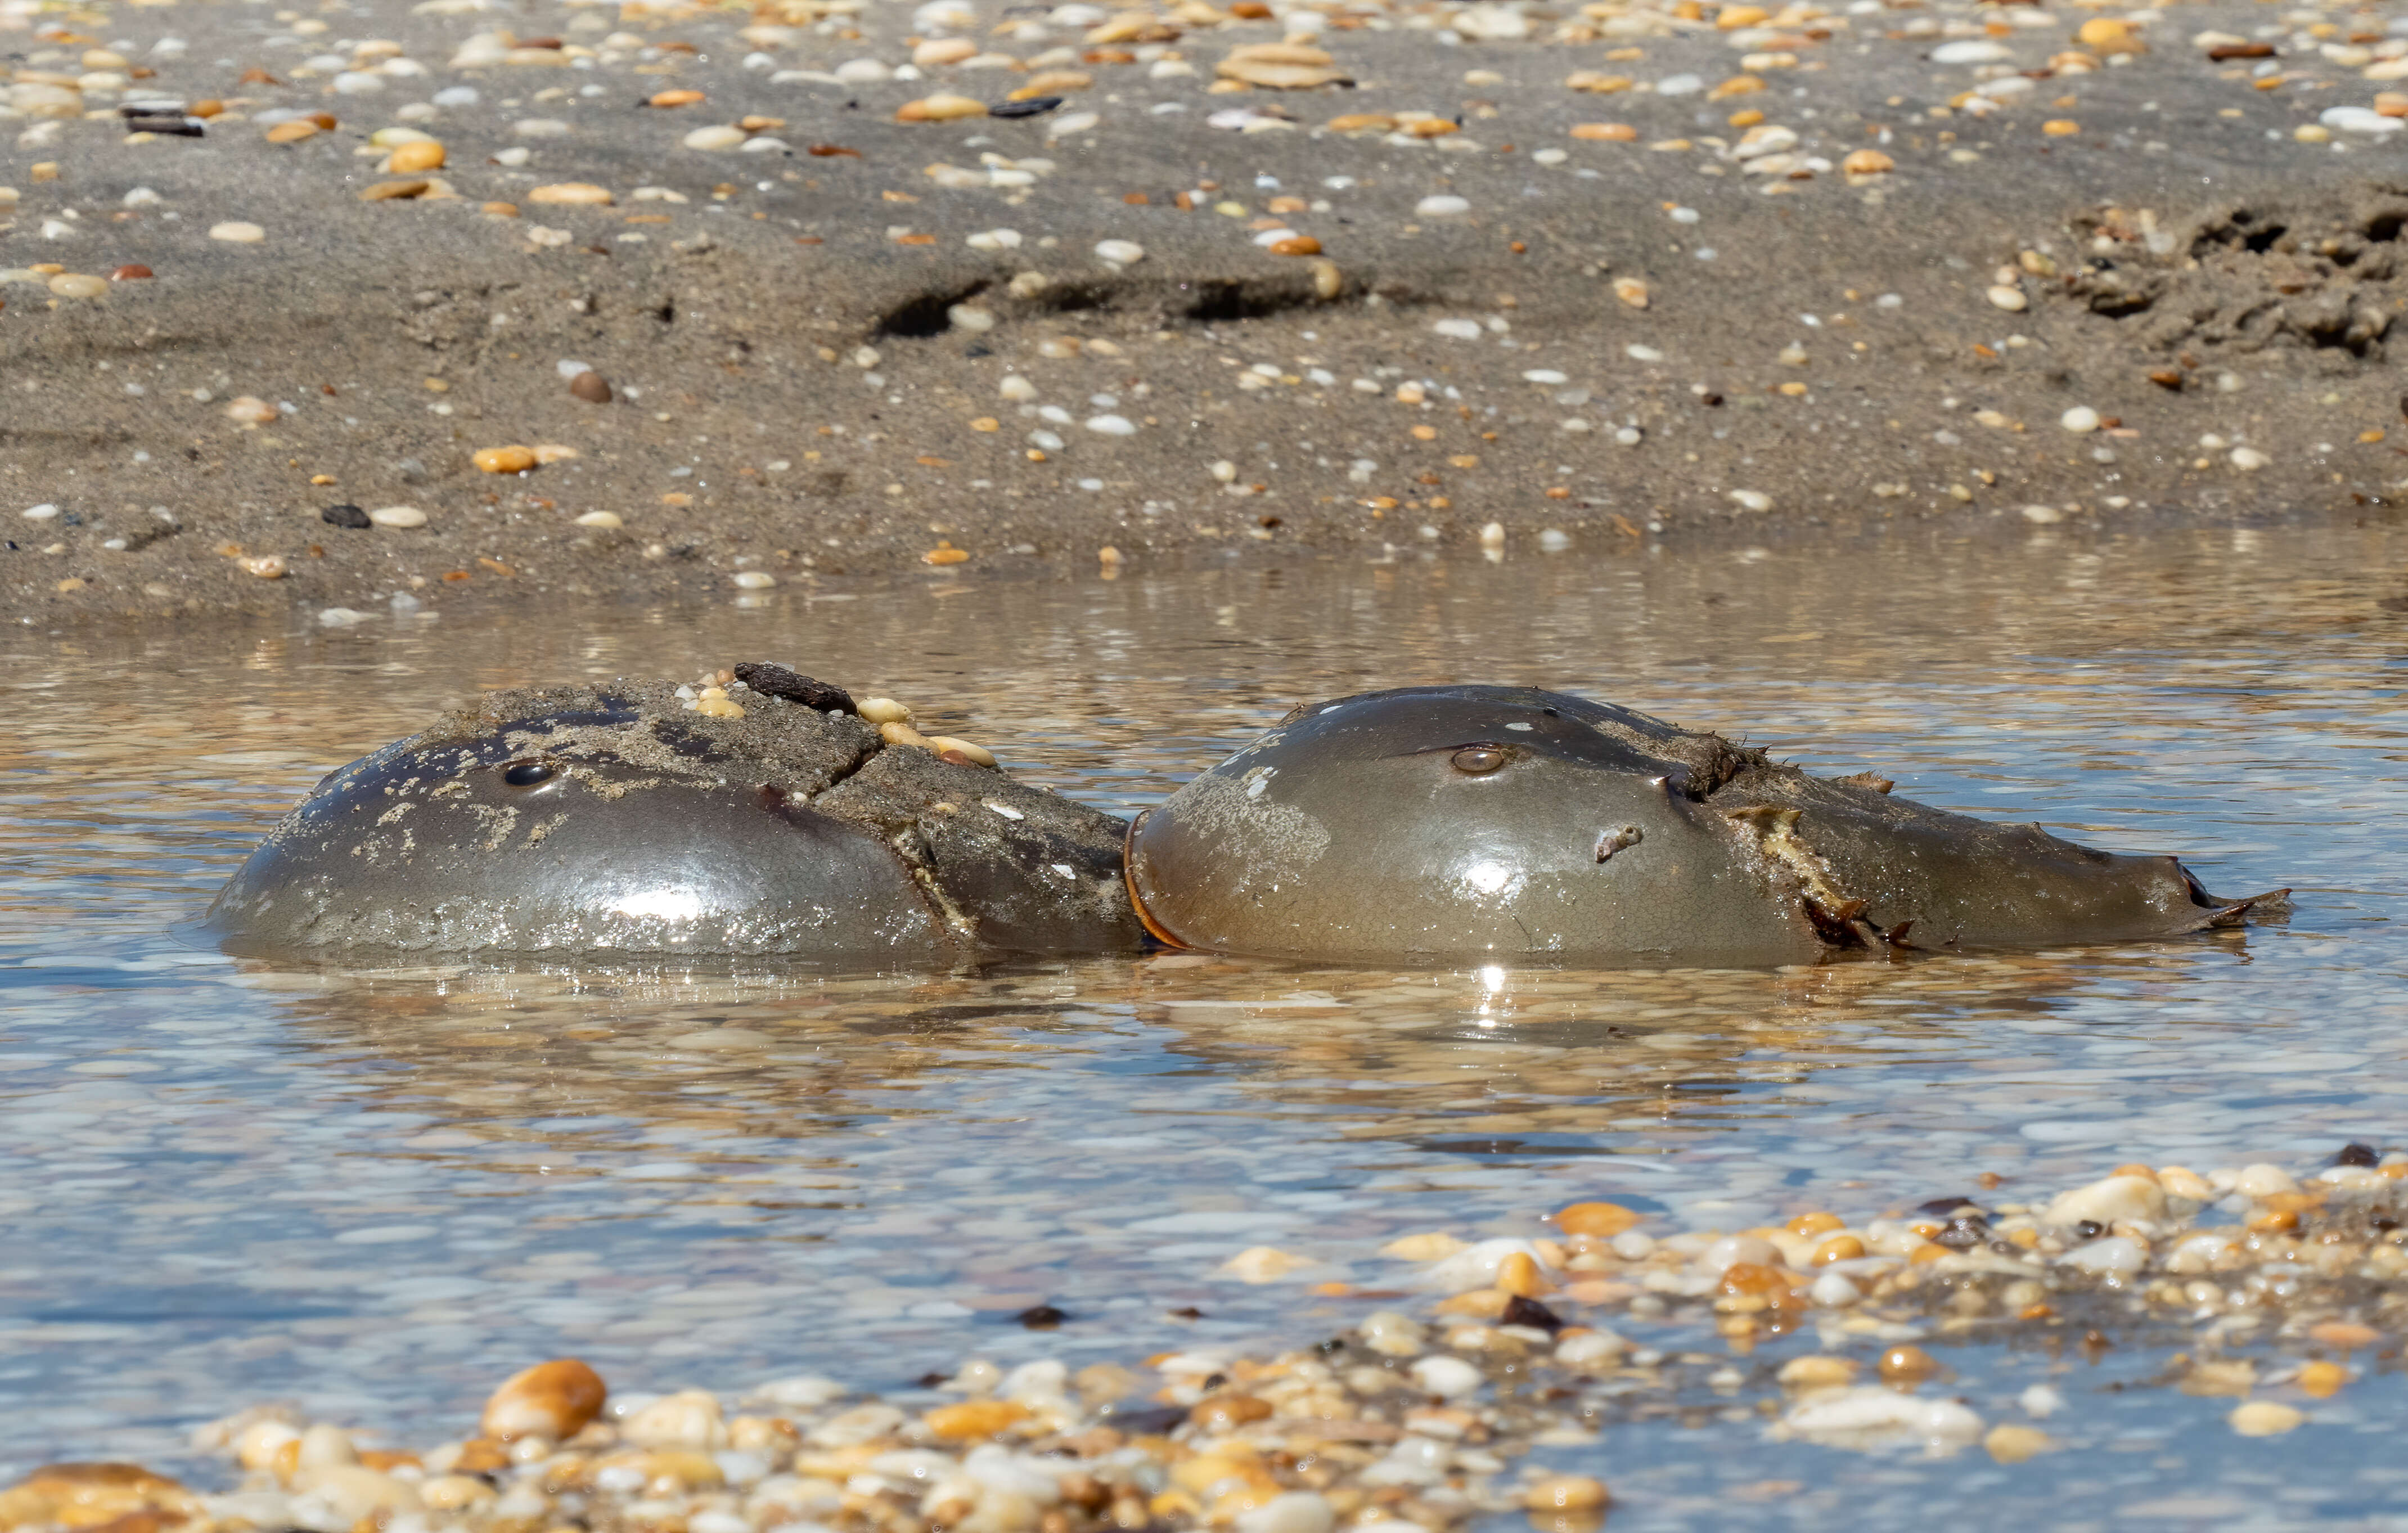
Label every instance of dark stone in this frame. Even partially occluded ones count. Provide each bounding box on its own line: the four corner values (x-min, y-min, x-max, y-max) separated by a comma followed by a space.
1501, 1294, 1564, 1334
989, 96, 1062, 118
2335, 1141, 2382, 1167
1014, 1303, 1068, 1329
321, 504, 372, 529
732, 663, 854, 713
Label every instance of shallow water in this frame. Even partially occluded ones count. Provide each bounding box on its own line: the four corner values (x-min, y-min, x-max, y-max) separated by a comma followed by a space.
5, 517, 2407, 1527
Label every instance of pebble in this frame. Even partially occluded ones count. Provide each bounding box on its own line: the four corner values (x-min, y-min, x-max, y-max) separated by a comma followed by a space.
1095, 239, 1145, 264
321, 504, 372, 529
1523, 1477, 1609, 1513
2042, 1172, 2163, 1228
573, 510, 623, 528
1409, 1356, 1483, 1399
2229, 1400, 2305, 1437
389, 141, 445, 172
857, 698, 915, 725
2060, 1235, 2145, 1275
1239, 1492, 1335, 1533
926, 736, 998, 768
569, 371, 614, 404
1415, 195, 1470, 217
2060, 406, 2100, 434
1983, 1424, 2050, 1464
1985, 285, 2028, 312
1778, 1387, 1983, 1451
474, 446, 539, 474
683, 125, 748, 150
209, 222, 265, 244
732, 571, 778, 589
922, 1400, 1026, 1440
624, 1388, 723, 1449
239, 555, 287, 579
368, 505, 428, 528
47, 273, 107, 299
2230, 446, 2271, 470
530, 183, 614, 205
1777, 1356, 1856, 1389
897, 93, 989, 122
1220, 1246, 1313, 1283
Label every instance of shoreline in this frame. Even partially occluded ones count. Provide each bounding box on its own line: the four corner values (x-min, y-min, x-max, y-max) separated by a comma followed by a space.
3, 1153, 2397, 1524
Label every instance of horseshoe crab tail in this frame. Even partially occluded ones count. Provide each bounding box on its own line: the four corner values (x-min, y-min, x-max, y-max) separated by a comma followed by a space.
2175, 857, 2293, 929
2198, 888, 2292, 929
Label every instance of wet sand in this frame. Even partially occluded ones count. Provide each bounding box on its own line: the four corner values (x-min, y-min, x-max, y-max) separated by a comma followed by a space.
12, 0, 2408, 621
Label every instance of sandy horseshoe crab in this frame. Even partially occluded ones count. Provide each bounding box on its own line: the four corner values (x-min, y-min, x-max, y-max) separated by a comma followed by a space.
207, 672, 2284, 965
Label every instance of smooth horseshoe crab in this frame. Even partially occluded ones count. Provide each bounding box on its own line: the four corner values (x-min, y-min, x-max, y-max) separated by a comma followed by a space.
208, 672, 2284, 965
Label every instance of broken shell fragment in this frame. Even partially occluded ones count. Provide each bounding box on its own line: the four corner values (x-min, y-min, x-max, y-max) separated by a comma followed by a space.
896, 93, 989, 122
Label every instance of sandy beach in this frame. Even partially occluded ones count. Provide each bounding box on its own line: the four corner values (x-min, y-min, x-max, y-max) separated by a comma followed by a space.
10, 0, 2408, 621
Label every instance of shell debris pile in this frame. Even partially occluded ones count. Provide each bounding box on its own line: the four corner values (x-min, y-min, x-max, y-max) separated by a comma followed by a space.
4, 1150, 2402, 1530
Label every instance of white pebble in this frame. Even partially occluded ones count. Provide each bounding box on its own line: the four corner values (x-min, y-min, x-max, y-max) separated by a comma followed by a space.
2059, 1235, 2146, 1275
1986, 285, 2028, 312
1625, 344, 1664, 362
731, 570, 777, 589
1537, 528, 1571, 552
2060, 406, 2100, 434
209, 222, 266, 244
1236, 1493, 1334, 1533
22, 503, 60, 520
2230, 446, 2270, 470
1094, 239, 1145, 264
2019, 1384, 2065, 1419
1415, 194, 1470, 217
368, 505, 428, 528
1727, 489, 1772, 512
317, 607, 375, 627
999, 375, 1038, 402
1433, 318, 1483, 340
1084, 415, 1136, 435
1409, 1356, 1483, 1399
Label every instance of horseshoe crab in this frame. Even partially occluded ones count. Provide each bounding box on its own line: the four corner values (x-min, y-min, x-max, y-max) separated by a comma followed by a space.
1123, 685, 2286, 965
206, 669, 1142, 960
210, 673, 2284, 966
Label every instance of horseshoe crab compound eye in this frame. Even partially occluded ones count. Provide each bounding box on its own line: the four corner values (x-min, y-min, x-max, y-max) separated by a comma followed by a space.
1450, 745, 1508, 775
503, 760, 557, 788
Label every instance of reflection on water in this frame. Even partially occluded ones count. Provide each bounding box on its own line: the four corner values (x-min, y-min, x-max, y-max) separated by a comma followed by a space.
3, 518, 2406, 1522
